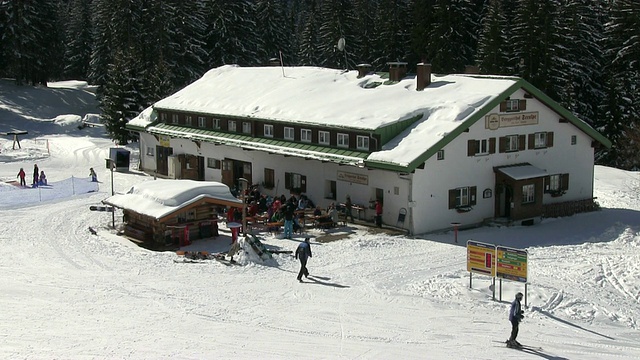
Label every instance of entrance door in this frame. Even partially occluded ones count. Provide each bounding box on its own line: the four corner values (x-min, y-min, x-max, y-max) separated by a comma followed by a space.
221, 158, 252, 192
156, 146, 173, 176
496, 184, 512, 218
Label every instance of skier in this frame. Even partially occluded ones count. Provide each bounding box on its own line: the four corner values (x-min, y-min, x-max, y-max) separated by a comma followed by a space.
16, 168, 26, 187
32, 164, 39, 187
89, 167, 97, 182
507, 292, 525, 348
295, 237, 312, 282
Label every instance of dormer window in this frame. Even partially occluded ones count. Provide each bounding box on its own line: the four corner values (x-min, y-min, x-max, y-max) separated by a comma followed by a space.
264, 124, 274, 138
319, 131, 330, 145
185, 116, 192, 126
242, 122, 251, 134
301, 129, 312, 143
171, 114, 179, 124
356, 135, 369, 150
228, 120, 236, 132
337, 133, 349, 148
284, 127, 294, 140
213, 118, 221, 129
198, 116, 206, 127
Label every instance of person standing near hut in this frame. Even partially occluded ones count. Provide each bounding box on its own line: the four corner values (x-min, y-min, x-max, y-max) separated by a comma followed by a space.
295, 237, 312, 282
32, 164, 39, 187
17, 168, 26, 187
375, 199, 383, 227
345, 195, 354, 223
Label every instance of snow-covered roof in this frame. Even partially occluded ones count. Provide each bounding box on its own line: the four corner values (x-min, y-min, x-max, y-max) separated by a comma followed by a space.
127, 65, 609, 170
103, 179, 242, 220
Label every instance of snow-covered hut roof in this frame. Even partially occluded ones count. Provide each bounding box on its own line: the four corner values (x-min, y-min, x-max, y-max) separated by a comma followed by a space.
103, 179, 241, 221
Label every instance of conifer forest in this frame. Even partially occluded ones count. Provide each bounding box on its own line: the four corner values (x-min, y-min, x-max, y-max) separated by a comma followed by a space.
0, 0, 638, 169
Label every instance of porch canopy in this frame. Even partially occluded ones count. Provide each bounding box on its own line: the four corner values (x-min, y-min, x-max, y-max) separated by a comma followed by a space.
495, 163, 547, 180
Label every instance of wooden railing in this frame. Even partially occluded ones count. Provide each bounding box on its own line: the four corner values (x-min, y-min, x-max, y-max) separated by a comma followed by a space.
542, 198, 600, 218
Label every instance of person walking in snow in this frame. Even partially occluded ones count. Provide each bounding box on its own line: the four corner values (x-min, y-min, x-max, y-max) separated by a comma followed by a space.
32, 164, 39, 187
507, 292, 525, 348
295, 237, 312, 282
17, 168, 26, 187
89, 167, 97, 182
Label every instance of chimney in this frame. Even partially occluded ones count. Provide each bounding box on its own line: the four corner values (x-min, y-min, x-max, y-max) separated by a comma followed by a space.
356, 63, 372, 78
387, 62, 408, 82
464, 65, 480, 74
416, 63, 432, 91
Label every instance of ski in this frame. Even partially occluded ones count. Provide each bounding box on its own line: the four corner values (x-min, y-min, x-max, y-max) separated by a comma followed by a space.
497, 340, 542, 351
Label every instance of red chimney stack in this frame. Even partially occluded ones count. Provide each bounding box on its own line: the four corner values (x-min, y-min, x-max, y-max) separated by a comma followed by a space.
416, 63, 432, 91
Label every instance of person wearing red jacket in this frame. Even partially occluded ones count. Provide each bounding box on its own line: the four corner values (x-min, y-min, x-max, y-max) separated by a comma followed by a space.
375, 199, 383, 227
16, 168, 26, 187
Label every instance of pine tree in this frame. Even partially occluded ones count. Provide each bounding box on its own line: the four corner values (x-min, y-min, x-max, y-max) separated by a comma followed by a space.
297, 0, 322, 66
317, 0, 358, 69
372, 0, 413, 71
410, 0, 437, 66
64, 0, 93, 80
255, 0, 292, 65
476, 0, 510, 74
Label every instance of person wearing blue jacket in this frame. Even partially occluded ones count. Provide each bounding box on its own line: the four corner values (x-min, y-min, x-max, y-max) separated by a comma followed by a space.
295, 238, 312, 282
507, 292, 525, 347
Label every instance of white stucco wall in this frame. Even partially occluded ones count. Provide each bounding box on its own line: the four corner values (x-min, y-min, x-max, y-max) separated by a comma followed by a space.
410, 89, 596, 234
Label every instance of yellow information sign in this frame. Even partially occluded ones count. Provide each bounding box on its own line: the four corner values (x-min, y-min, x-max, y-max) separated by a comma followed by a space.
496, 246, 528, 282
466, 240, 495, 276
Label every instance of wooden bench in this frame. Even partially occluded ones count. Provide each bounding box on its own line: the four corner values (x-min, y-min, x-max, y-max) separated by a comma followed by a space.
266, 222, 283, 234
315, 221, 336, 230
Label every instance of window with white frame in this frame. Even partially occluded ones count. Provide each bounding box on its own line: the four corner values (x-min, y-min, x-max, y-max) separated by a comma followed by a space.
184, 116, 191, 126
356, 135, 369, 150
161, 113, 167, 121
171, 114, 179, 124
337, 133, 349, 148
534, 132, 547, 148
284, 127, 294, 140
548, 174, 560, 191
301, 129, 312, 142
242, 122, 251, 134
456, 187, 469, 207
146, 146, 154, 156
318, 131, 330, 145
522, 184, 535, 203
198, 116, 206, 128
264, 124, 274, 137
228, 120, 236, 132
213, 118, 221, 129
506, 135, 519, 151
505, 99, 520, 112
475, 139, 490, 155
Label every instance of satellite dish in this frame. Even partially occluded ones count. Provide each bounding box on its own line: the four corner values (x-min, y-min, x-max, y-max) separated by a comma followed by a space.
337, 37, 346, 51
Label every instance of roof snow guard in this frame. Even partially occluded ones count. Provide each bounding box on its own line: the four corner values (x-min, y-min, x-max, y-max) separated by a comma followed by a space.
148, 123, 368, 166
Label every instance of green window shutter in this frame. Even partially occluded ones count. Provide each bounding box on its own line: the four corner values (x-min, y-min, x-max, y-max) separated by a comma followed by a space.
448, 189, 457, 209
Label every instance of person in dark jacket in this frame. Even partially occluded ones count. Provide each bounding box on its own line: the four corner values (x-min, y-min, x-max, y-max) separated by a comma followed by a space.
32, 164, 39, 187
507, 292, 525, 347
344, 195, 354, 223
295, 238, 312, 282
283, 200, 295, 239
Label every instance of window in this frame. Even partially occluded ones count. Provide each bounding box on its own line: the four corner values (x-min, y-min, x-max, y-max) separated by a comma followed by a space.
522, 184, 535, 203
571, 135, 577, 145
545, 173, 569, 195
337, 133, 349, 148
475, 139, 489, 155
185, 116, 192, 126
448, 186, 477, 209
263, 168, 275, 188
284, 127, 294, 140
301, 129, 312, 142
506, 135, 519, 152
548, 174, 560, 191
242, 122, 251, 134
160, 113, 167, 121
534, 132, 547, 148
356, 135, 369, 150
437, 150, 444, 160
171, 114, 179, 124
146, 147, 154, 156
213, 118, 221, 129
207, 158, 221, 169
264, 124, 274, 138
319, 131, 330, 145
285, 172, 306, 193
506, 99, 519, 111
228, 120, 236, 132
198, 116, 206, 128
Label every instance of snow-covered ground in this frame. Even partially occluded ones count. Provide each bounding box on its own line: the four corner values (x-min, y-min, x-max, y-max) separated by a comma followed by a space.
0, 80, 639, 359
